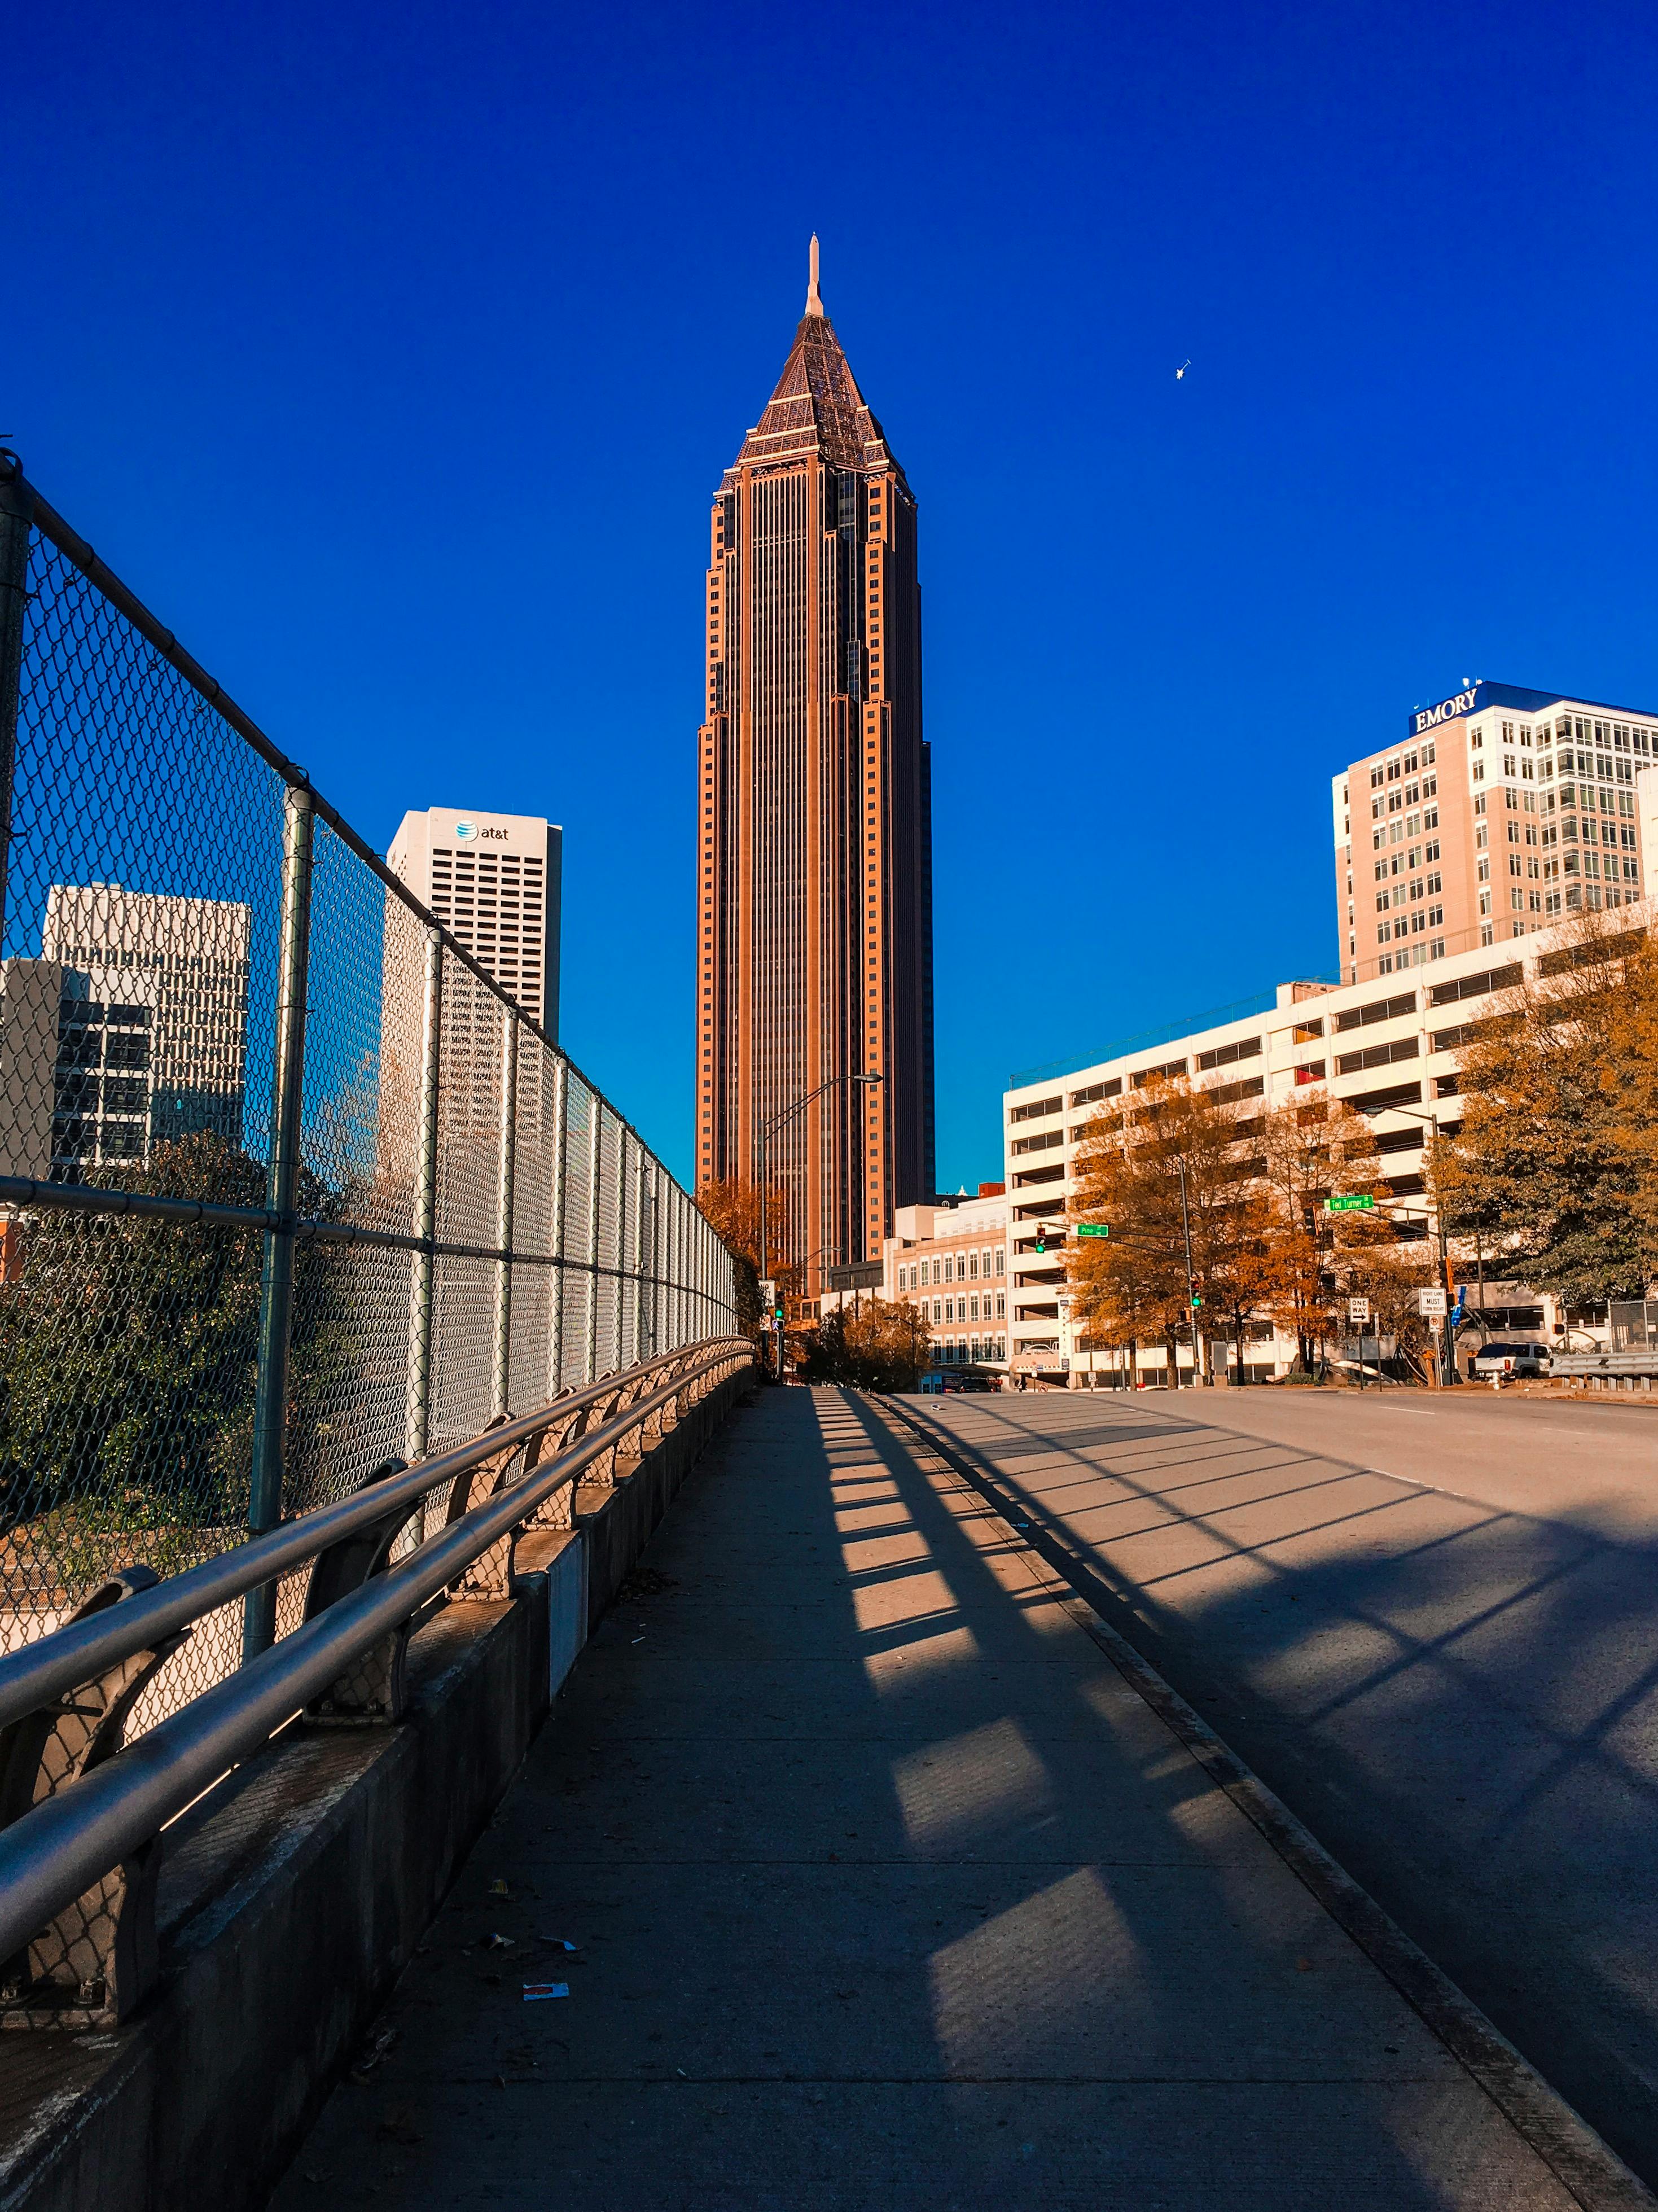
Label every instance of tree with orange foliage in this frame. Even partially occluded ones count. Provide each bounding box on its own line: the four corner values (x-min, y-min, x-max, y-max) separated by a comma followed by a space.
1436, 908, 1658, 1304
1066, 1075, 1260, 1386
693, 1176, 796, 1343
1246, 1087, 1408, 1373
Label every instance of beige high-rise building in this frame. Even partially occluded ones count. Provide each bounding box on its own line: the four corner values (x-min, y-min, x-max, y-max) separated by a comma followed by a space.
388, 807, 562, 1037
1332, 682, 1658, 985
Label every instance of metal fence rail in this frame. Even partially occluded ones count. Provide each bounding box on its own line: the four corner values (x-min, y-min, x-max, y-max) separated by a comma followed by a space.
0, 1335, 753, 2025
0, 454, 735, 1696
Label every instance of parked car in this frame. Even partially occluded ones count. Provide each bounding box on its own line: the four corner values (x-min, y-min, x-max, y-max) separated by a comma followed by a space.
1470, 1341, 1551, 1380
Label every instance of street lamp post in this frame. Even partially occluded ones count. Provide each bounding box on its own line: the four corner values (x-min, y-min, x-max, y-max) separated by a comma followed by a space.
1375, 1104, 1457, 1387
757, 1071, 884, 1381
1174, 1154, 1206, 1387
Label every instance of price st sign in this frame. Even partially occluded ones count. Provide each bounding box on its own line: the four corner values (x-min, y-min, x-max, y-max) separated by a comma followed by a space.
1077, 1224, 1110, 1239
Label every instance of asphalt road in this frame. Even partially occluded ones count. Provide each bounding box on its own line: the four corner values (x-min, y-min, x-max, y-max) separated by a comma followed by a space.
912, 1384, 1658, 2188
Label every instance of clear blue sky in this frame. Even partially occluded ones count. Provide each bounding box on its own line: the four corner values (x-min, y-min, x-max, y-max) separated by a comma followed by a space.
10, 0, 1657, 1189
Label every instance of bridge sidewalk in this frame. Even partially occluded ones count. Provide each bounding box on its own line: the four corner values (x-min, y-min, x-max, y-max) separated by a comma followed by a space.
270, 1386, 1602, 2210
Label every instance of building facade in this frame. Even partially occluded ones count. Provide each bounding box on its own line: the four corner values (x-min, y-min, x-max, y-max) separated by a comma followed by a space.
695, 242, 935, 1295
876, 1190, 1010, 1371
41, 885, 252, 1177
1332, 682, 1658, 986
1000, 910, 1643, 1382
388, 807, 562, 1037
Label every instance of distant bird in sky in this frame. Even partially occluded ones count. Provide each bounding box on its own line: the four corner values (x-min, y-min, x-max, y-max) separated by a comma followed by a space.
1175, 360, 1191, 380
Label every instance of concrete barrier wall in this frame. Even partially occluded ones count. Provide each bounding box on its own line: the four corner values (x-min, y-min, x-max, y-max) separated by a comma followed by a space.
0, 1364, 751, 2212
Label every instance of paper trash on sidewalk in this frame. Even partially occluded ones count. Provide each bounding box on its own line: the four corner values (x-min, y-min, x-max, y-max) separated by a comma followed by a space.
523, 1983, 571, 2001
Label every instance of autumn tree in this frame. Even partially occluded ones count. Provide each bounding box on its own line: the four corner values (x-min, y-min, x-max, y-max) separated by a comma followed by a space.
1066, 1076, 1260, 1385
1247, 1088, 1405, 1373
1436, 909, 1658, 1304
694, 1176, 797, 1343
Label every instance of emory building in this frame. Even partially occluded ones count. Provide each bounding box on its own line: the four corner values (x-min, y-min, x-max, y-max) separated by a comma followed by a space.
1332, 681, 1658, 985
695, 242, 936, 1293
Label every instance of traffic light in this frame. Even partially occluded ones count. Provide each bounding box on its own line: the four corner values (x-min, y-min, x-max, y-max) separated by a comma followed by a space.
1034, 1222, 1064, 1256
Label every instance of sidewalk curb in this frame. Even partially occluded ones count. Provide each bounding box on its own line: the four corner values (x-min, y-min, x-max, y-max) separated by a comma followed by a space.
874, 1391, 1656, 2212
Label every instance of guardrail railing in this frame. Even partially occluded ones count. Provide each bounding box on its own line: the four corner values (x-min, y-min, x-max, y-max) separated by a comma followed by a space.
0, 1334, 752, 2029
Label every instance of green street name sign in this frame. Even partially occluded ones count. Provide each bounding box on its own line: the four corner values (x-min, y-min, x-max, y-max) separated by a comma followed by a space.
1325, 1194, 1376, 1214
1077, 1223, 1110, 1239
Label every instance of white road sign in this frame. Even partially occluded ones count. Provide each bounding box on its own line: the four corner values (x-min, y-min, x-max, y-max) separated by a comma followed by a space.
1348, 1297, 1371, 1324
1418, 1286, 1448, 1319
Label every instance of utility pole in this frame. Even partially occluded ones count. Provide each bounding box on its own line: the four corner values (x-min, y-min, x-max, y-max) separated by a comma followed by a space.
1175, 1154, 1205, 1387
757, 1071, 883, 1382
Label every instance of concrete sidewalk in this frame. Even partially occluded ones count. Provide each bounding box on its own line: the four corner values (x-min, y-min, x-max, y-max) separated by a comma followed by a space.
270, 1387, 1629, 2210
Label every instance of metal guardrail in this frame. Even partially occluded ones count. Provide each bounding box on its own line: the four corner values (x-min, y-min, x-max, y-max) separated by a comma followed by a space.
1550, 1351, 1658, 1379
0, 1334, 752, 2027
0, 454, 739, 1700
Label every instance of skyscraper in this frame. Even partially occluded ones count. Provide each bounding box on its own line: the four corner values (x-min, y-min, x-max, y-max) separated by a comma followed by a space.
388, 807, 561, 1036
695, 242, 935, 1290
42, 885, 252, 1175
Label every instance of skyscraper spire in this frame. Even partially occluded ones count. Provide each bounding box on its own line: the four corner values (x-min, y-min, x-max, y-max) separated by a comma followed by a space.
805, 233, 823, 318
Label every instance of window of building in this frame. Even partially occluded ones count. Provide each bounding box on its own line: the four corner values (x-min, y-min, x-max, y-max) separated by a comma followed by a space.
1473, 762, 1485, 782
996, 1248, 1006, 1275
1195, 1035, 1262, 1071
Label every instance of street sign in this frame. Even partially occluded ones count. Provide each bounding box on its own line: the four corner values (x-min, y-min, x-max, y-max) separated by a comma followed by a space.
1418, 1286, 1448, 1319
1077, 1223, 1109, 1239
758, 1278, 777, 1305
1326, 1194, 1376, 1214
1348, 1296, 1371, 1324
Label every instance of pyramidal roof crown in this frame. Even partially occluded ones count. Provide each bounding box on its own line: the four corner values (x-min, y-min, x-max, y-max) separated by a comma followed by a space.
728, 237, 900, 479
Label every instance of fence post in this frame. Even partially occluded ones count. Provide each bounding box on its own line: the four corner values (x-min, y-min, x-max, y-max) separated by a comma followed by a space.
243, 782, 314, 1661
492, 1009, 518, 1419
0, 457, 34, 952
646, 1161, 660, 1356
405, 928, 444, 1463
585, 1106, 603, 1382
547, 1056, 568, 1397
614, 1137, 629, 1368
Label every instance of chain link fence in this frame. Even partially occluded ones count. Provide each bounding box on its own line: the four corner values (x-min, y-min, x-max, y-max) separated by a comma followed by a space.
0, 458, 734, 1696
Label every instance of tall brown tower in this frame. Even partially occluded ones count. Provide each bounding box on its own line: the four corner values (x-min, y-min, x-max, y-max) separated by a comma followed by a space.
695, 240, 935, 1290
